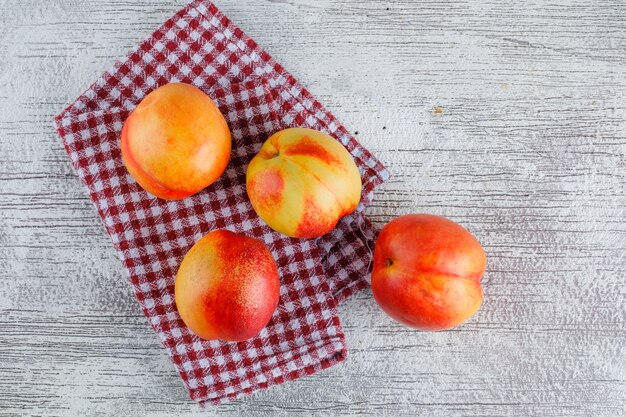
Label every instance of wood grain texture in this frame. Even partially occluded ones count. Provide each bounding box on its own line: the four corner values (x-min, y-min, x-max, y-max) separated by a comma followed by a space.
1, 0, 625, 415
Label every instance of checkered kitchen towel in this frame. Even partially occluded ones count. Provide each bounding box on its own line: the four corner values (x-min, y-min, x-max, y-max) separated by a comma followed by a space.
55, 0, 388, 405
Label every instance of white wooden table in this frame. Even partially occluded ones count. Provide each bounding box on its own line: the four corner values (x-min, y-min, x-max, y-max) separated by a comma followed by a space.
1, 1, 625, 415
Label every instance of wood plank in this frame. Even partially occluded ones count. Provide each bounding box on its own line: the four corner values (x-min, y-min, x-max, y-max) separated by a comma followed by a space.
0, 0, 624, 415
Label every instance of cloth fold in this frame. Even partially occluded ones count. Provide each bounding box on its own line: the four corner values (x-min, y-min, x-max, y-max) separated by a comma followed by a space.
55, 0, 388, 405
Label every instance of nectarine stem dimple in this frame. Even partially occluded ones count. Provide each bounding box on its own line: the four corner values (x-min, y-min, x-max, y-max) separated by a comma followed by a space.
385, 258, 394, 267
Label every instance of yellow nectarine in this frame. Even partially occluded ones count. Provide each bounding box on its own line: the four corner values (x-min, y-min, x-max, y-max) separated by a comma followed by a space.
121, 83, 231, 200
246, 128, 361, 238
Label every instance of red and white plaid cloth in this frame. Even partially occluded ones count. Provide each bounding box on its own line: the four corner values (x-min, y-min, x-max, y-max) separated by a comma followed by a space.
55, 0, 388, 405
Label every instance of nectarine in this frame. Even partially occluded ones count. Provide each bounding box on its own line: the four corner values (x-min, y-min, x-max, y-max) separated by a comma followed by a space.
246, 128, 362, 238
175, 230, 280, 342
371, 214, 486, 331
121, 83, 231, 200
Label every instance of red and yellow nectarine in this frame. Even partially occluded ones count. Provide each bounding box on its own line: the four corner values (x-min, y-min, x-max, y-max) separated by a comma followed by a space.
246, 128, 362, 238
371, 214, 486, 331
175, 230, 280, 342
121, 82, 231, 200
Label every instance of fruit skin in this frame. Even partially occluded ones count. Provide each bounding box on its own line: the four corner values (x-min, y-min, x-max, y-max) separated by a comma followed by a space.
174, 230, 280, 342
246, 128, 362, 238
371, 214, 486, 331
121, 82, 231, 200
